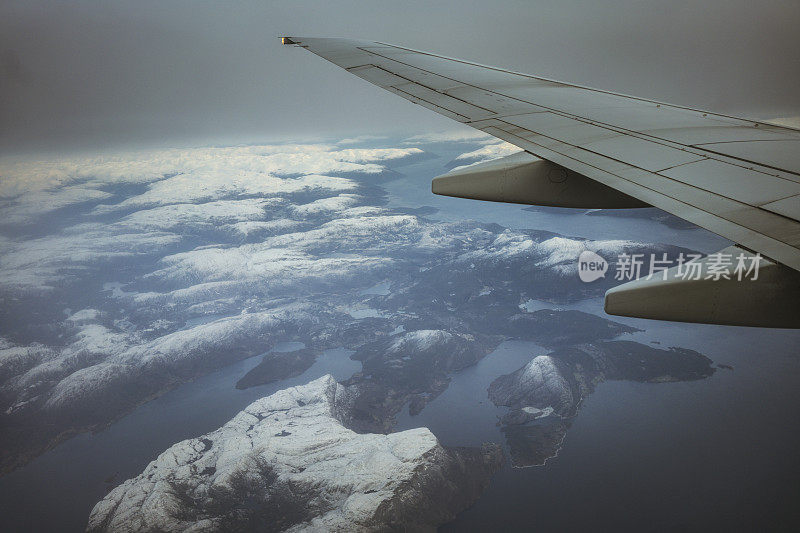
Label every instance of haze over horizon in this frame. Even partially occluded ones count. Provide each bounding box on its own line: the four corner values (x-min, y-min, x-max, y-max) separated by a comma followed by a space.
3, 3, 800, 530
2, 0, 799, 154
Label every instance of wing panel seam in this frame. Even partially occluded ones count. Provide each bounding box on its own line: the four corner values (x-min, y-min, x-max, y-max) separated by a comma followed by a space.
485, 125, 800, 258
361, 46, 800, 179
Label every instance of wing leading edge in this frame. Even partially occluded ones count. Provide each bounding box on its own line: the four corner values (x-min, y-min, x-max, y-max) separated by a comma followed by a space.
282, 36, 800, 327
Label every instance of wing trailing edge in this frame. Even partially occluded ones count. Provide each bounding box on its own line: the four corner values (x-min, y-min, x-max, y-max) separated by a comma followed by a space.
283, 36, 800, 327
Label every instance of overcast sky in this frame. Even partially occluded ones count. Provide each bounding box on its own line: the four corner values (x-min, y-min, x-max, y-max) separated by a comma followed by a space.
2, 0, 799, 154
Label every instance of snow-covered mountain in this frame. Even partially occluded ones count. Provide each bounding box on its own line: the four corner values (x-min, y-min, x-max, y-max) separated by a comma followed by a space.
87, 375, 503, 532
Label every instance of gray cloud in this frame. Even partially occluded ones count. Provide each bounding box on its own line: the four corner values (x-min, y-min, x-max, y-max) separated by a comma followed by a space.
2, 0, 799, 154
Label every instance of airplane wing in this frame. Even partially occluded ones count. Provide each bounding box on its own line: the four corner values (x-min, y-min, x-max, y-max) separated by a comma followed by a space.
281, 37, 800, 328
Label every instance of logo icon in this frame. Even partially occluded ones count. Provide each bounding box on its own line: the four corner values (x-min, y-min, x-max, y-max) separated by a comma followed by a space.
578, 250, 608, 282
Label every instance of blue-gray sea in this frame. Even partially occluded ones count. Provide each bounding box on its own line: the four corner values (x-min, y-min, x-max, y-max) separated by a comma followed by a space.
1, 141, 798, 532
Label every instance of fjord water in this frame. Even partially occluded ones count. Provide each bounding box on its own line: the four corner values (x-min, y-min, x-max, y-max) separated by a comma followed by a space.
0, 346, 360, 532
391, 147, 800, 530
0, 141, 798, 532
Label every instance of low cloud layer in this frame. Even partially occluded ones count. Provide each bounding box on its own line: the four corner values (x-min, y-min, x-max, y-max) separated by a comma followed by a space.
0, 137, 649, 423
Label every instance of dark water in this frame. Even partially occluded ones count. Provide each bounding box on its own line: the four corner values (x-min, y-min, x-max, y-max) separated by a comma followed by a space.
1, 143, 799, 532
387, 146, 800, 531
395, 340, 547, 446
413, 315, 800, 531
0, 347, 359, 532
